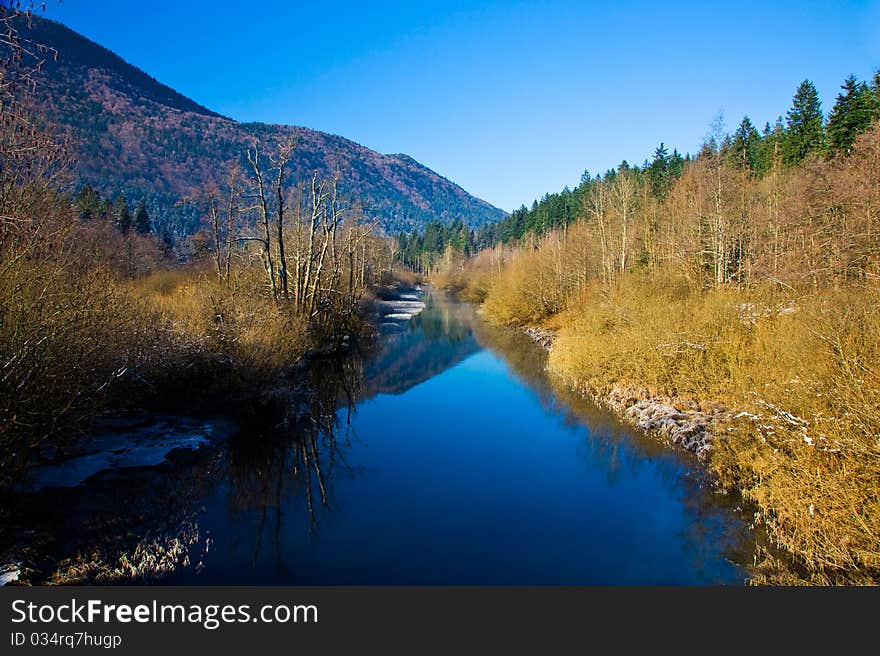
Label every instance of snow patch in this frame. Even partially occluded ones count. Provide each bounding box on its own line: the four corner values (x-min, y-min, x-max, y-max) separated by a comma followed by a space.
27, 418, 232, 491
0, 563, 20, 586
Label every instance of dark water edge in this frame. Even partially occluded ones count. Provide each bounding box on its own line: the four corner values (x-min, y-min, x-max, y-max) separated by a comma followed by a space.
0, 289, 754, 585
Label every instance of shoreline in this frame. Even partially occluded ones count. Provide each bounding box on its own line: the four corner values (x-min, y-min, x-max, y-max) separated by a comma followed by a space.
521, 326, 723, 462
0, 281, 429, 586
443, 278, 880, 585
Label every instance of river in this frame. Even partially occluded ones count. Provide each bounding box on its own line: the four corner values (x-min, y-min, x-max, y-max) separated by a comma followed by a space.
4, 288, 752, 585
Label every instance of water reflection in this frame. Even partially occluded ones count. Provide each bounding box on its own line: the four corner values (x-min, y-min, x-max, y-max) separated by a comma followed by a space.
472, 321, 752, 575
3, 287, 753, 585
224, 356, 362, 543
363, 292, 480, 397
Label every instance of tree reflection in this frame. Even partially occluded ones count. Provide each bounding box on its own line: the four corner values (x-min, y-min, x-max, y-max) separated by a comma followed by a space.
222, 351, 365, 568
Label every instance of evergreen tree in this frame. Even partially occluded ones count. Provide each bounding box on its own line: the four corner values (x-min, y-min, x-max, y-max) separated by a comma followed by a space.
756, 118, 785, 175
668, 148, 685, 179
115, 194, 132, 233
98, 197, 112, 221
698, 140, 717, 159
729, 116, 761, 174
868, 69, 880, 121
784, 80, 824, 165
647, 143, 670, 199
74, 184, 101, 221
134, 199, 151, 234
826, 75, 875, 156
161, 229, 175, 256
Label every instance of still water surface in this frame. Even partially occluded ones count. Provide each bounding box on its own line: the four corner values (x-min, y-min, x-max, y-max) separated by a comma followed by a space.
15, 289, 752, 584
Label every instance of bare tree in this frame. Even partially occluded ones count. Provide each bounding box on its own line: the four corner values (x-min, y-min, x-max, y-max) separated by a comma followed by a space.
299, 172, 328, 313
609, 168, 639, 276
705, 115, 729, 286
586, 181, 611, 284
206, 186, 223, 282
271, 140, 296, 302
246, 145, 278, 300
307, 177, 340, 316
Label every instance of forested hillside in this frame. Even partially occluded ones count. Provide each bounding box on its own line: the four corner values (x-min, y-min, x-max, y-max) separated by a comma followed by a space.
13, 15, 505, 238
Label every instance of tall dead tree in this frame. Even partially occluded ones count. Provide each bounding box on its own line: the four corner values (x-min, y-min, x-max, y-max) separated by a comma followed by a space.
207, 188, 223, 282
300, 172, 328, 314
224, 165, 243, 284
246, 145, 278, 301
307, 178, 344, 317
271, 140, 295, 302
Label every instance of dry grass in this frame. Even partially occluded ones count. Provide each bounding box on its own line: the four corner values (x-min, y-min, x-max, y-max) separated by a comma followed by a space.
481, 248, 566, 324
0, 218, 312, 493
387, 268, 421, 288
550, 274, 762, 400
710, 287, 880, 583
528, 274, 880, 584
0, 250, 165, 488
47, 522, 203, 585
131, 265, 311, 387
431, 251, 495, 304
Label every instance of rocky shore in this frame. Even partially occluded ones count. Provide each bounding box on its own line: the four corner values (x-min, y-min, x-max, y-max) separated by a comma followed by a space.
522, 326, 556, 351
522, 326, 723, 460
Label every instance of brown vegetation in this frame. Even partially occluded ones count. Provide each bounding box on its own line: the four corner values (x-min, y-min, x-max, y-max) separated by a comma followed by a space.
0, 163, 392, 493
0, 8, 395, 496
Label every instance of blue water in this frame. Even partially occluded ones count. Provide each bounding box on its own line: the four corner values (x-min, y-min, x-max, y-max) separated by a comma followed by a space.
12, 289, 750, 584
166, 290, 750, 585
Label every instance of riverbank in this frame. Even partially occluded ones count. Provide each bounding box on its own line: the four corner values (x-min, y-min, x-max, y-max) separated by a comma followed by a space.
0, 260, 422, 495
444, 268, 880, 586
6, 274, 426, 484
0, 278, 427, 586
523, 325, 720, 462
487, 303, 731, 464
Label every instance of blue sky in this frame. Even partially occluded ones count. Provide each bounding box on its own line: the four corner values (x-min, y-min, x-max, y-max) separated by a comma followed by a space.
42, 1, 880, 212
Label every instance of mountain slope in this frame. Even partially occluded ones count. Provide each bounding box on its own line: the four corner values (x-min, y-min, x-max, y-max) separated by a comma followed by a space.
19, 16, 505, 235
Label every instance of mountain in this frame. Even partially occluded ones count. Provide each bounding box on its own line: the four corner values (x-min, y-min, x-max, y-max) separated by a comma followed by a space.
16, 15, 505, 236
